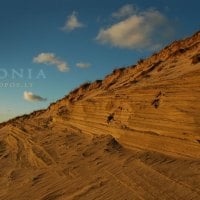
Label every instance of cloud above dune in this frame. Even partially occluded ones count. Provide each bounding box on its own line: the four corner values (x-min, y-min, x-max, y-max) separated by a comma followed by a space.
112, 4, 136, 19
96, 5, 174, 50
62, 11, 84, 31
24, 91, 47, 102
33, 53, 69, 72
76, 62, 91, 68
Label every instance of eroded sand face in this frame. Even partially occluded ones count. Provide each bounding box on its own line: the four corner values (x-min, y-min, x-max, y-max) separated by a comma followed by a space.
0, 31, 200, 200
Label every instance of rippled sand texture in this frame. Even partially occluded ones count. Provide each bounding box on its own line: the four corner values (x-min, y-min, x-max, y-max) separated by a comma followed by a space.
0, 31, 200, 200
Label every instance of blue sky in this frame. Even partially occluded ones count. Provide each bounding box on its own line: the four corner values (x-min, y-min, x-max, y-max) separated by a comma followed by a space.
0, 0, 199, 122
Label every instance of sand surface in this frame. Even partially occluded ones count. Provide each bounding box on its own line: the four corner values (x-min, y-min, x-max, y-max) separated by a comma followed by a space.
0, 31, 200, 200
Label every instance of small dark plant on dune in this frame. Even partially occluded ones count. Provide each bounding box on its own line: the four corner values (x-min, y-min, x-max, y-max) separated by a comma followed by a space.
137, 58, 144, 65
79, 81, 91, 90
112, 67, 126, 75
95, 79, 102, 84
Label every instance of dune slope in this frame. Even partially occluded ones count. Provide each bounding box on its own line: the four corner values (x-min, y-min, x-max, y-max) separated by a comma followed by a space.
0, 31, 200, 200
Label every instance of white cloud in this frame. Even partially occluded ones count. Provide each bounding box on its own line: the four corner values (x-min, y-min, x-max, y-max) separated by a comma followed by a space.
76, 62, 91, 68
96, 7, 174, 50
24, 91, 47, 102
33, 53, 69, 72
62, 11, 84, 31
112, 4, 135, 18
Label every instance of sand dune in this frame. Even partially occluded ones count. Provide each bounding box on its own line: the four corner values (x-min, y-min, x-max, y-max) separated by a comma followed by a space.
0, 31, 200, 199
